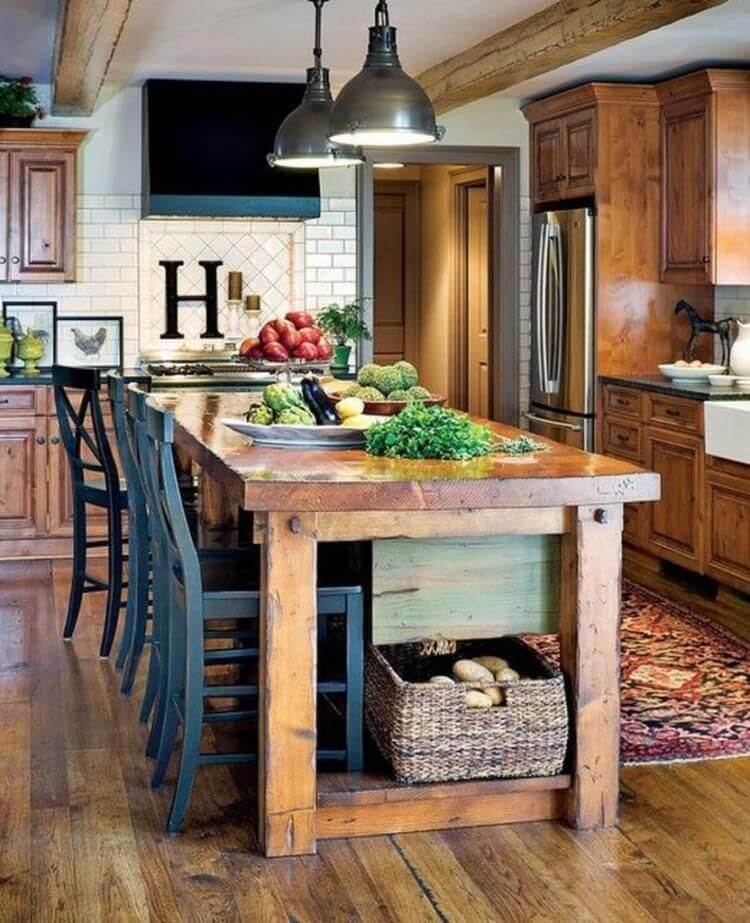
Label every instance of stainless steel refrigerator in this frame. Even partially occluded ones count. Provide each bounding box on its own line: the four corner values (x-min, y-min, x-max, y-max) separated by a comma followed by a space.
525, 207, 595, 451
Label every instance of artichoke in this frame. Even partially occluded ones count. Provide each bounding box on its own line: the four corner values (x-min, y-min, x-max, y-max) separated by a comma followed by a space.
394, 360, 419, 389
342, 383, 362, 397
373, 366, 404, 396
263, 382, 304, 414
357, 364, 381, 388
388, 389, 409, 401
357, 386, 386, 401
407, 386, 431, 401
276, 406, 316, 426
246, 403, 274, 425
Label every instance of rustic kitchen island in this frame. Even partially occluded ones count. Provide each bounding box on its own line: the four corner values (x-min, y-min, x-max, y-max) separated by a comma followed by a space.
155, 390, 660, 857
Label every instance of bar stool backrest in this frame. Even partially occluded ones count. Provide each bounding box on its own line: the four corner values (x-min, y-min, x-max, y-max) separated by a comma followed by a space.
108, 374, 145, 515
53, 365, 119, 492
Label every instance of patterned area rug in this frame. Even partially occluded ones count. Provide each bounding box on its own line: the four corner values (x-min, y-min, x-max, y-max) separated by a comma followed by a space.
524, 580, 750, 766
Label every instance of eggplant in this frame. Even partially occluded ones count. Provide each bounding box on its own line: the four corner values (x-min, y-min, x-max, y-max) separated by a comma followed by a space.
301, 376, 340, 425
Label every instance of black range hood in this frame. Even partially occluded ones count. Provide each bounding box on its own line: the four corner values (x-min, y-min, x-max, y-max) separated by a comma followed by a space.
142, 79, 321, 219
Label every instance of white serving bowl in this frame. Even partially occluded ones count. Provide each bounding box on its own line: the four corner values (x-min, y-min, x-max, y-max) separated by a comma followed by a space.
658, 363, 726, 381
708, 374, 739, 387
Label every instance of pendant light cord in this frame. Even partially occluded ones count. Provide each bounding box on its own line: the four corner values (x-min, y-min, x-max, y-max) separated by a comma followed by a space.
311, 0, 329, 72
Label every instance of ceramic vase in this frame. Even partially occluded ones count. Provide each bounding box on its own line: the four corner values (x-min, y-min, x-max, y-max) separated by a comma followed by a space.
17, 332, 44, 376
729, 320, 750, 376
332, 343, 352, 375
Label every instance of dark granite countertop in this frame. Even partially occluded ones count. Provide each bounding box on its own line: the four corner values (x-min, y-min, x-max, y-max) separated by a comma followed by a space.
0, 368, 150, 386
599, 374, 750, 402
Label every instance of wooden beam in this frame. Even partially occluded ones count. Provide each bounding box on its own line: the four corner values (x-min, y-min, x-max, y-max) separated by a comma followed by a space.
418, 0, 731, 114
52, 0, 133, 115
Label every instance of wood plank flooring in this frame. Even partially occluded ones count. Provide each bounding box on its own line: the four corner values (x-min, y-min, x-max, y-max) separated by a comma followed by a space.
0, 559, 749, 922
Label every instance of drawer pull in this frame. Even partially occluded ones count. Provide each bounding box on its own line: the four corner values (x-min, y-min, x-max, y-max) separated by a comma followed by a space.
50, 436, 61, 445
11, 256, 19, 264
0, 398, 9, 405
0, 256, 6, 265
614, 398, 629, 406
665, 408, 681, 418
616, 432, 629, 442
36, 436, 46, 445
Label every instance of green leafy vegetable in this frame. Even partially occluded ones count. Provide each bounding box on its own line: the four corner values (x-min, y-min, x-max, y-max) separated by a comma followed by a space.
364, 403, 545, 460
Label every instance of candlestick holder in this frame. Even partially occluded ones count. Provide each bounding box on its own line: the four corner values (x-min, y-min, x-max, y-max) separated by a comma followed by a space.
225, 300, 244, 345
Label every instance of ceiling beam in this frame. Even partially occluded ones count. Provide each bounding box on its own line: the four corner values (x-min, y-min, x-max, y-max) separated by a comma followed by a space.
52, 0, 133, 115
418, 0, 731, 114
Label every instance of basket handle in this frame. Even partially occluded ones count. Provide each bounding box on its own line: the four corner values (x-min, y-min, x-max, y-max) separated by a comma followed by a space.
418, 635, 457, 658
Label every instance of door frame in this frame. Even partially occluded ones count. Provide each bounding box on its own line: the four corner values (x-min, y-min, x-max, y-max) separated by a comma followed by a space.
373, 179, 421, 365
357, 145, 520, 425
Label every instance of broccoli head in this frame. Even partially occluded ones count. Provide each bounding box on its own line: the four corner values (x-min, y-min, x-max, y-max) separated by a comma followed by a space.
357, 364, 381, 388
246, 403, 274, 425
407, 386, 431, 401
263, 382, 304, 413
387, 389, 409, 401
394, 360, 419, 389
276, 406, 316, 426
357, 386, 386, 402
373, 366, 404, 396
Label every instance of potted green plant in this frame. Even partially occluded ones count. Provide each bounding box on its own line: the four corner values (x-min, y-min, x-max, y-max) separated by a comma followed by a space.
0, 76, 44, 128
317, 300, 371, 374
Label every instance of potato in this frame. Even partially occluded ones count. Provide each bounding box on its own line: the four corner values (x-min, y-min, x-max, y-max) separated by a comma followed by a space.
428, 675, 455, 686
336, 397, 365, 420
495, 666, 521, 683
483, 686, 505, 706
464, 690, 494, 709
452, 659, 494, 684
342, 414, 377, 430
473, 656, 509, 673
675, 359, 688, 367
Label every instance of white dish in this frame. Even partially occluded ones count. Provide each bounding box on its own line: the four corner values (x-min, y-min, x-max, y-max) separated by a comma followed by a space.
658, 363, 726, 381
221, 417, 365, 449
708, 374, 739, 387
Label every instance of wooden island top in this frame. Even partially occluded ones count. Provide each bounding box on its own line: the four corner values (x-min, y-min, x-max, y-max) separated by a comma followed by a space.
151, 389, 661, 858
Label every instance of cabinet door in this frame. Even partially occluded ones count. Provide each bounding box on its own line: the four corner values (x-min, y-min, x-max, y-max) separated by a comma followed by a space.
645, 426, 703, 570
704, 472, 750, 594
564, 109, 596, 197
0, 151, 8, 282
661, 95, 713, 284
47, 412, 122, 539
9, 149, 75, 283
533, 119, 565, 203
0, 417, 47, 539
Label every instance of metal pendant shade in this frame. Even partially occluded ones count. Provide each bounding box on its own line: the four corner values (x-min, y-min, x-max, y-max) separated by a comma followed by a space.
268, 0, 363, 169
329, 0, 444, 147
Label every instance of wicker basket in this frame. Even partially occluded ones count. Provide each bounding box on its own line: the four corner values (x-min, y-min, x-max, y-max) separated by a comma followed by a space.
365, 636, 568, 784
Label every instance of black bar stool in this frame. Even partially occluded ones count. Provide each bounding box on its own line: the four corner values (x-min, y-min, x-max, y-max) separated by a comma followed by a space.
141, 399, 364, 834
53, 365, 127, 658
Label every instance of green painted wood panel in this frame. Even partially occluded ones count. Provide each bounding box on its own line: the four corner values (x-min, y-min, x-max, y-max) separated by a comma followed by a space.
372, 535, 560, 644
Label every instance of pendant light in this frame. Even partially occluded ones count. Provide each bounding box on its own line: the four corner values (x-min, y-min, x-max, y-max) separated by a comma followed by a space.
268, 0, 363, 169
329, 0, 444, 147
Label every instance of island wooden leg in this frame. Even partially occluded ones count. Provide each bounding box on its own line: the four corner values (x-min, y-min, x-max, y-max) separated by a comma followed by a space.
559, 503, 623, 830
258, 512, 318, 857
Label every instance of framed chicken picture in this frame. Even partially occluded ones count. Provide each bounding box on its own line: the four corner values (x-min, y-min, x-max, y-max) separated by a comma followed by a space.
56, 316, 124, 371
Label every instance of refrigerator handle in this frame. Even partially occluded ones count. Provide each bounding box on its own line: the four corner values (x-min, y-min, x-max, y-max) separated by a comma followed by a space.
535, 222, 550, 393
547, 224, 564, 393
523, 411, 582, 432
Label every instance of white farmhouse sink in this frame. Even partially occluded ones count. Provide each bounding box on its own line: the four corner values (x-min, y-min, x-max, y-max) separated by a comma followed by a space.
704, 401, 750, 465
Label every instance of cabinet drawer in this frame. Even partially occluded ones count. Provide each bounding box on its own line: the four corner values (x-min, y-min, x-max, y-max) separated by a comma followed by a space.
602, 417, 643, 462
706, 454, 750, 480
646, 394, 702, 433
602, 385, 642, 420
0, 385, 45, 415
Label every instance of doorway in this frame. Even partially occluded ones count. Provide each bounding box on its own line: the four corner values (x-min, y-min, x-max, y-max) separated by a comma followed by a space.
360, 146, 520, 425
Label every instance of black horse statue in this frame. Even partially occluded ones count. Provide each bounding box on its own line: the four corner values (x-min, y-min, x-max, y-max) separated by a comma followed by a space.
675, 300, 734, 366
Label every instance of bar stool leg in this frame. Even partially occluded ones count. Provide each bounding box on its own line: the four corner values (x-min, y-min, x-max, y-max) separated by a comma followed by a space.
99, 505, 124, 658
121, 536, 149, 695
116, 519, 138, 671
62, 498, 87, 641
165, 642, 203, 834
150, 600, 181, 781
345, 592, 364, 772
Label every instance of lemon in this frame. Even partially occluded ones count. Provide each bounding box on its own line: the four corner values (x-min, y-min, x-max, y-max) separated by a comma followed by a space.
336, 397, 365, 420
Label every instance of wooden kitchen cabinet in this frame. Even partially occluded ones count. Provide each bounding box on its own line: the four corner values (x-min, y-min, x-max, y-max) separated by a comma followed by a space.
704, 458, 750, 594
658, 70, 750, 285
0, 129, 86, 284
530, 107, 596, 204
0, 416, 48, 539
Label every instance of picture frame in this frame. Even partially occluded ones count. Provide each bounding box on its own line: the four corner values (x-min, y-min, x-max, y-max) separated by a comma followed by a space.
55, 316, 124, 372
2, 301, 57, 369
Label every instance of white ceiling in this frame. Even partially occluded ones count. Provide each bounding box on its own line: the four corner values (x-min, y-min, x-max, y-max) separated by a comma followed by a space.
0, 0, 59, 83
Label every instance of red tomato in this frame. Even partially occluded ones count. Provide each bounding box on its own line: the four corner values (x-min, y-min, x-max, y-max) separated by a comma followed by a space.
293, 342, 318, 361
263, 341, 289, 361
297, 326, 321, 345
285, 311, 315, 330
260, 323, 279, 344
239, 336, 260, 358
280, 327, 302, 351
316, 337, 333, 360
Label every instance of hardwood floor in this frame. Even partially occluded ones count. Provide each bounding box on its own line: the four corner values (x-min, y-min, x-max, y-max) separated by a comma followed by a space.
1, 559, 749, 922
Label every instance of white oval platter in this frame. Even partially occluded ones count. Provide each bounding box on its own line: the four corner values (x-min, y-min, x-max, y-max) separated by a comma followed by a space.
658, 363, 726, 381
221, 417, 366, 449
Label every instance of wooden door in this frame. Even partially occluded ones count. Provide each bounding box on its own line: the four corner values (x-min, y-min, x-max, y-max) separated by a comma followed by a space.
0, 151, 8, 282
644, 426, 703, 569
704, 468, 750, 593
466, 184, 489, 417
564, 109, 596, 197
661, 95, 713, 284
0, 417, 47, 539
9, 149, 75, 282
373, 182, 420, 365
533, 119, 564, 203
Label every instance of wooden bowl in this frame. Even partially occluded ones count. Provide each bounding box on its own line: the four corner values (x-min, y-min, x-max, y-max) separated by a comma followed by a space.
330, 393, 446, 416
